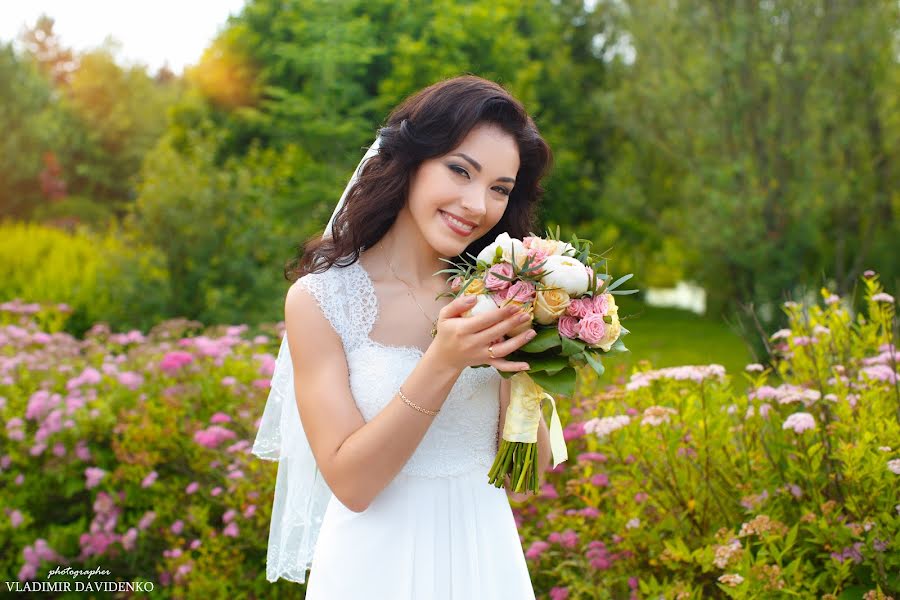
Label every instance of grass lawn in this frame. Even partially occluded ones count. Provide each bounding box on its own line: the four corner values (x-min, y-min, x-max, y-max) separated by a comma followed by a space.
595, 294, 757, 394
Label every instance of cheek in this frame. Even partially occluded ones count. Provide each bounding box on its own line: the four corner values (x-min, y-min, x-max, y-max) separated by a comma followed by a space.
409, 167, 450, 211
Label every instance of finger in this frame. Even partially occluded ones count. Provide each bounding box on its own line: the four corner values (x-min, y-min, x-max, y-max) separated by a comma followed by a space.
489, 327, 538, 357
439, 294, 479, 319
460, 301, 521, 333
489, 358, 531, 372
478, 309, 533, 344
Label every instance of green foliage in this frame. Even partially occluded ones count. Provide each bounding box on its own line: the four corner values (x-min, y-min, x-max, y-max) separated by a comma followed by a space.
515, 274, 899, 598
0, 43, 62, 218
1, 18, 183, 220
128, 130, 343, 327
603, 0, 900, 322
0, 221, 169, 336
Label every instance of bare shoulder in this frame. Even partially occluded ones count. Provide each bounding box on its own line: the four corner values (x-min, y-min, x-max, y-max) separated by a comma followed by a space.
283, 279, 365, 505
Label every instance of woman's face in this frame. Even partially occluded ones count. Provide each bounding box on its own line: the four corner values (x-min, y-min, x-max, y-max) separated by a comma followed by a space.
406, 123, 520, 257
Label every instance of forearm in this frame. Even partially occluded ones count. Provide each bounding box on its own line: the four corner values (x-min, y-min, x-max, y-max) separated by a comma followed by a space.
332, 348, 461, 512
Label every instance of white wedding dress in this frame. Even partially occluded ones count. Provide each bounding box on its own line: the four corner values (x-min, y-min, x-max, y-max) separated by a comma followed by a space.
274, 259, 536, 599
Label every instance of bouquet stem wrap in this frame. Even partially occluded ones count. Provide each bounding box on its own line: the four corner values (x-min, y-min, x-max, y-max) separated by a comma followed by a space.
487, 372, 568, 494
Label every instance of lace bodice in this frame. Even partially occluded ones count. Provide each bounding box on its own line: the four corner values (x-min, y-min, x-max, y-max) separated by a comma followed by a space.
291, 259, 501, 478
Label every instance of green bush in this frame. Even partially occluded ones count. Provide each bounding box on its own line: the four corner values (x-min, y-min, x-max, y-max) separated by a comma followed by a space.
519, 273, 899, 599
0, 220, 169, 335
1, 273, 895, 599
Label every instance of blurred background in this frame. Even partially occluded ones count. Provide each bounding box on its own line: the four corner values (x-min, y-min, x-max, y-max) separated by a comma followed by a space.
1, 0, 898, 373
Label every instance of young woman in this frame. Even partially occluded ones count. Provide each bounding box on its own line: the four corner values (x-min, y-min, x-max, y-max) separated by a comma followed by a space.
253, 75, 553, 599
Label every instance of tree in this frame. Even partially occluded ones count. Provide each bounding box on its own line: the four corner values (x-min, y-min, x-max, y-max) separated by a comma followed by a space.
603, 0, 899, 320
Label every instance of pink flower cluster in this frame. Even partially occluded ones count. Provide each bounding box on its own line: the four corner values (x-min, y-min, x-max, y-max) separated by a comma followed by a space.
525, 540, 550, 560
159, 351, 194, 374
18, 538, 63, 581
557, 295, 613, 346
782, 412, 816, 433
108, 330, 147, 345
548, 528, 579, 549
750, 384, 821, 407
179, 335, 235, 360
626, 364, 726, 390
66, 367, 103, 390
193, 425, 237, 449
79, 491, 122, 559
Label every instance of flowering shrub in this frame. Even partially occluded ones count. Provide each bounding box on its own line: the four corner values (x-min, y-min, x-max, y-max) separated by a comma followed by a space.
1, 272, 897, 599
515, 272, 899, 599
0, 305, 303, 597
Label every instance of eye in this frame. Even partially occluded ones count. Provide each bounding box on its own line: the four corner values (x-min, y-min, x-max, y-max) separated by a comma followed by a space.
449, 164, 470, 179
493, 186, 511, 197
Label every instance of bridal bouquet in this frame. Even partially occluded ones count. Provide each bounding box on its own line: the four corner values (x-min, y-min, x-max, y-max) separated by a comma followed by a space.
439, 228, 636, 494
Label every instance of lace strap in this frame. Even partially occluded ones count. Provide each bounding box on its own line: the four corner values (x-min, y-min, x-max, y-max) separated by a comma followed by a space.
293, 262, 374, 353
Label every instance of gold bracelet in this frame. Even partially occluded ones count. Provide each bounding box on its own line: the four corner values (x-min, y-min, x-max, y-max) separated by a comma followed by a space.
398, 387, 439, 416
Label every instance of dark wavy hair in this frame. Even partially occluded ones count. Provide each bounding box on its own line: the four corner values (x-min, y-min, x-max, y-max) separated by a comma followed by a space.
285, 74, 553, 282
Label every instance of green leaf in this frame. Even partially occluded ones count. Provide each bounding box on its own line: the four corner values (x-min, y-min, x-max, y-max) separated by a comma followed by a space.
560, 335, 586, 357
529, 367, 576, 397
582, 350, 606, 376
608, 337, 629, 353
605, 273, 634, 292
527, 355, 569, 375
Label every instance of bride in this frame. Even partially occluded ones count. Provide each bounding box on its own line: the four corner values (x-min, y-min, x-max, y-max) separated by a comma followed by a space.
252, 75, 554, 599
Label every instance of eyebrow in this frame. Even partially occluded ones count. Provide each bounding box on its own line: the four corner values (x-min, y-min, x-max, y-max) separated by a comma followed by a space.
451, 153, 516, 184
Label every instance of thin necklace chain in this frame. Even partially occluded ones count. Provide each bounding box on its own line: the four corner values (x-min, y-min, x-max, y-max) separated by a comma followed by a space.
380, 241, 439, 338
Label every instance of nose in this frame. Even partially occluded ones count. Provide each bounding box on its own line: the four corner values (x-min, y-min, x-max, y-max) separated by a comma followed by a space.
459, 186, 487, 220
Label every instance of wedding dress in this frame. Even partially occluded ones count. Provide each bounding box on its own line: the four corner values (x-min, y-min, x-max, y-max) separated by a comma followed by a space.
267, 257, 537, 599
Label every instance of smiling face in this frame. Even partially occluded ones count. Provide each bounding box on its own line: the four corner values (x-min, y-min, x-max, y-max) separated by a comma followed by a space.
405, 122, 520, 257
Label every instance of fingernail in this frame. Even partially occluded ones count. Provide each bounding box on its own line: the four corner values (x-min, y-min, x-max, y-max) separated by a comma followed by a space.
526, 330, 537, 339
521, 364, 530, 370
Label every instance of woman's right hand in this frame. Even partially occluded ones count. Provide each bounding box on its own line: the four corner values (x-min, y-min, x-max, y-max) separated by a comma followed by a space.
428, 295, 537, 373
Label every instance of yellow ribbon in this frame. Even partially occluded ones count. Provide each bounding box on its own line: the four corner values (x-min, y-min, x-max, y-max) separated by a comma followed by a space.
501, 372, 569, 467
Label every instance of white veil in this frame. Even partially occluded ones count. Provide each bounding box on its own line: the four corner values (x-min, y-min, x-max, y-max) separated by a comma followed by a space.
251, 135, 382, 583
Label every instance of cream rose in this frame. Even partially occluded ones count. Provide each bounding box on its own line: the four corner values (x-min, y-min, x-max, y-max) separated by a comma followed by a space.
594, 312, 622, 351
539, 255, 590, 296
462, 277, 486, 295
524, 237, 576, 257
533, 288, 571, 325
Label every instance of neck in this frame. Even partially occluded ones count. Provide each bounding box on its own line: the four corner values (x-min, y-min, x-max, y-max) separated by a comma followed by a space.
378, 208, 446, 287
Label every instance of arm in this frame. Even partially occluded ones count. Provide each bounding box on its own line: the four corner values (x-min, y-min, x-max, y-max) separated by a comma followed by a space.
287, 283, 462, 513
497, 376, 552, 503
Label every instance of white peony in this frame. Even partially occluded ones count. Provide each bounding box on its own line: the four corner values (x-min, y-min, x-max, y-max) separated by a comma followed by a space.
476, 233, 527, 266
462, 294, 500, 319
539, 255, 590, 296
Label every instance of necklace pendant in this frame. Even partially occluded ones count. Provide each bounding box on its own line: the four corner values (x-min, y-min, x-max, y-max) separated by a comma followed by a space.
430, 323, 438, 338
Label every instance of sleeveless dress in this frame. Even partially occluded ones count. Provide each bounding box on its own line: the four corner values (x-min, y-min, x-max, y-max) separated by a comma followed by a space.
294, 260, 536, 599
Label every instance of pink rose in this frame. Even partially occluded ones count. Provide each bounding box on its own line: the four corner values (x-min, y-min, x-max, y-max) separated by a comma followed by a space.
592, 294, 610, 315
566, 297, 592, 318
484, 263, 514, 292
489, 291, 506, 307
449, 276, 463, 292
505, 280, 536, 303
558, 316, 579, 339
523, 247, 549, 274
577, 314, 606, 345
522, 236, 540, 249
